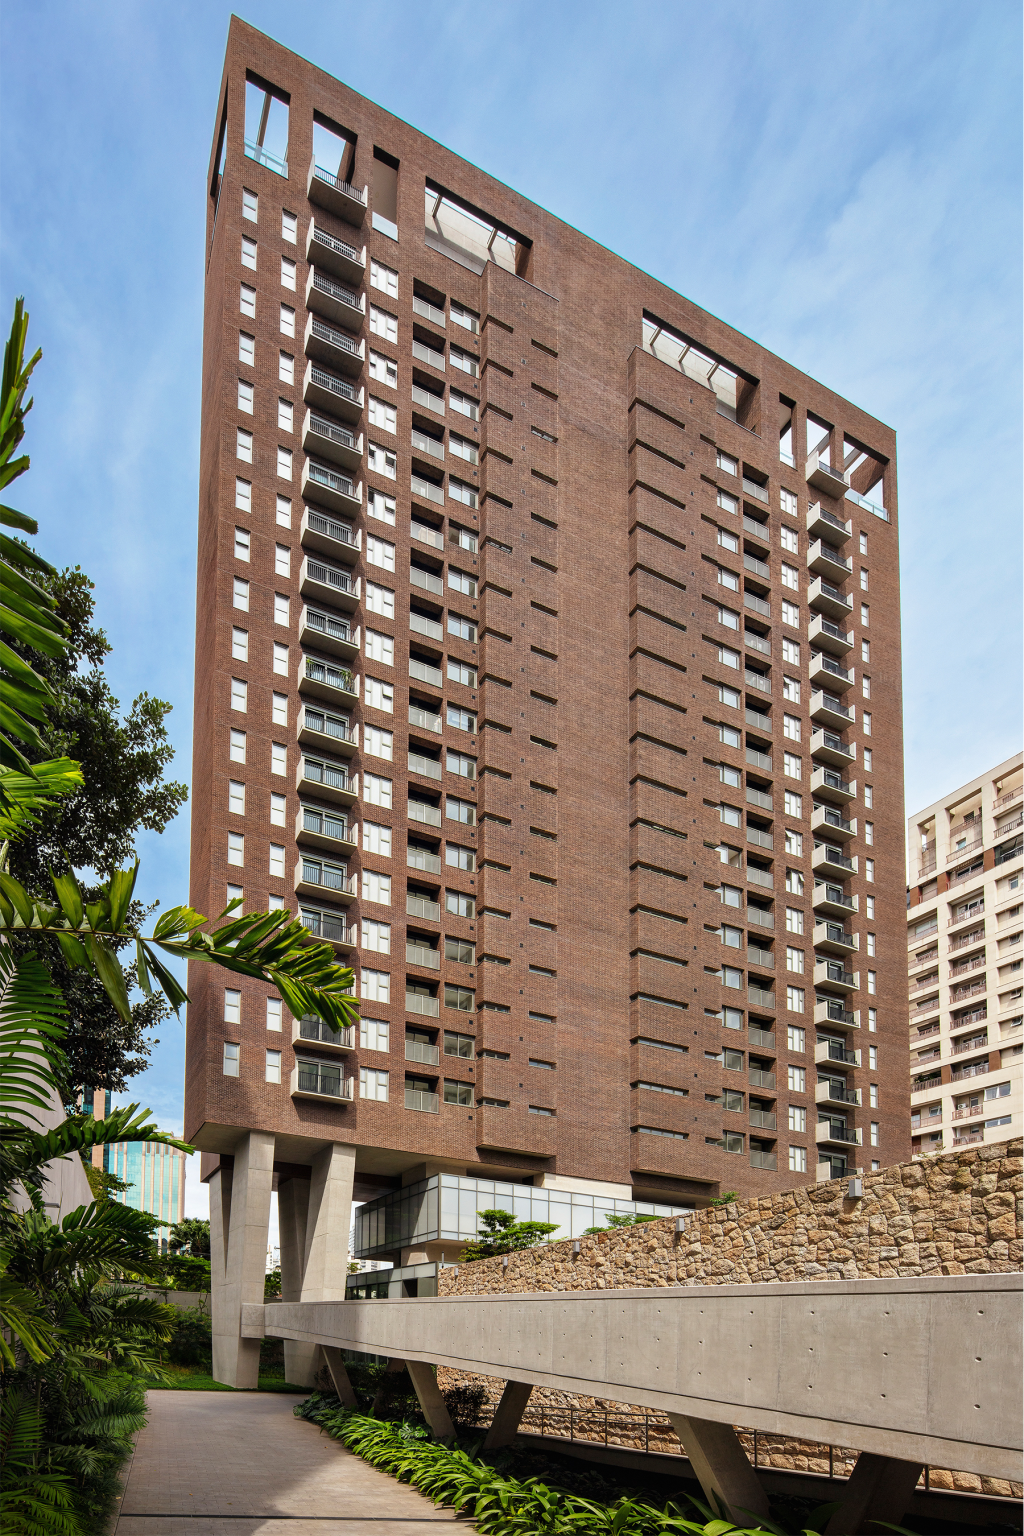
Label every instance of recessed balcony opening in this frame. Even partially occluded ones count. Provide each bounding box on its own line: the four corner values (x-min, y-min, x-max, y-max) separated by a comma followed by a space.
642, 313, 759, 430
425, 181, 527, 276
842, 434, 889, 521
245, 74, 289, 177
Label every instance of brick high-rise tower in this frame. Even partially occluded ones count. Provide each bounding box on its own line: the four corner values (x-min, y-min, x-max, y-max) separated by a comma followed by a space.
188, 19, 909, 1384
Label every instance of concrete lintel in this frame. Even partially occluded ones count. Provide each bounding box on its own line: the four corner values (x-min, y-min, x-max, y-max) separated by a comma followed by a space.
667, 1414, 770, 1523
824, 1452, 925, 1535
321, 1345, 359, 1408
483, 1381, 534, 1449
405, 1359, 455, 1440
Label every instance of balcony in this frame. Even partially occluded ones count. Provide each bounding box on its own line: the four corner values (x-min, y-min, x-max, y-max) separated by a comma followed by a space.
811, 805, 856, 840
810, 691, 854, 729
810, 728, 855, 768
409, 704, 442, 734
406, 991, 440, 1018
412, 382, 445, 415
303, 362, 362, 426
408, 846, 442, 875
950, 980, 987, 1006
812, 882, 857, 919
408, 751, 442, 782
743, 552, 770, 579
407, 893, 441, 922
302, 460, 362, 518
807, 613, 854, 658
300, 507, 359, 565
742, 476, 769, 504
815, 1040, 861, 1068
412, 427, 444, 460
410, 611, 444, 642
747, 906, 774, 931
808, 576, 853, 621
813, 1000, 859, 1031
300, 655, 357, 706
812, 843, 857, 876
748, 985, 775, 1009
744, 669, 771, 695
410, 565, 444, 597
950, 1061, 991, 1083
297, 755, 357, 807
953, 1130, 985, 1147
806, 502, 852, 542
746, 746, 772, 771
299, 606, 358, 660
742, 514, 770, 548
813, 961, 858, 993
745, 631, 771, 659
405, 1086, 440, 1113
406, 942, 440, 971
947, 836, 984, 865
994, 785, 1023, 810
746, 865, 773, 891
809, 653, 853, 692
412, 338, 445, 372
813, 921, 858, 956
815, 1120, 862, 1147
305, 220, 365, 282
952, 1104, 984, 1122
297, 909, 356, 953
815, 1081, 861, 1107
300, 554, 360, 613
807, 540, 853, 579
291, 1062, 354, 1101
410, 656, 443, 688
746, 825, 773, 850
303, 411, 362, 473
749, 1026, 775, 1047
307, 157, 367, 223
949, 956, 987, 982
306, 269, 365, 332
408, 799, 442, 828
293, 1014, 355, 1051
805, 450, 849, 498
746, 786, 772, 811
405, 1038, 440, 1064
951, 1032, 988, 1056
411, 520, 445, 552
949, 925, 985, 951
297, 804, 356, 855
743, 591, 770, 618
949, 904, 985, 930
304, 315, 365, 377
845, 486, 889, 522
749, 1067, 776, 1089
749, 1108, 777, 1129
294, 858, 356, 902
297, 705, 357, 757
749, 1148, 778, 1170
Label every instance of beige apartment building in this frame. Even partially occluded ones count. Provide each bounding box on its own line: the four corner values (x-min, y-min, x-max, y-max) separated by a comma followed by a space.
906, 753, 1023, 1157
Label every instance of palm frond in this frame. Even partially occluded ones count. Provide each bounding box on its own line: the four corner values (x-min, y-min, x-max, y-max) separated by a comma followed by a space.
0, 945, 68, 1124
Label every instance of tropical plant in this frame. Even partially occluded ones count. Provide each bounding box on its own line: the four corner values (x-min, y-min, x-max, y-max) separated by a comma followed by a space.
581, 1212, 660, 1235
460, 1209, 560, 1262
167, 1217, 210, 1259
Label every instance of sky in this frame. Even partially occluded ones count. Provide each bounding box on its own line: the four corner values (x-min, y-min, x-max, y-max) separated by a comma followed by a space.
1, 1, 1021, 1227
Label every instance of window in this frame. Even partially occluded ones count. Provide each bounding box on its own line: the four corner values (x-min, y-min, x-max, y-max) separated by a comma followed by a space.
270, 642, 288, 677
447, 749, 476, 779
782, 600, 799, 628
446, 889, 475, 917
787, 1065, 806, 1091
867, 969, 877, 995
367, 395, 397, 433
717, 684, 741, 708
781, 563, 799, 590
718, 764, 741, 787
364, 536, 396, 574
235, 478, 252, 515
786, 869, 804, 895
859, 569, 869, 591
224, 989, 241, 1025
228, 780, 245, 815
450, 389, 478, 421
360, 1067, 389, 1101
721, 924, 742, 948
240, 285, 256, 319
861, 603, 869, 626
362, 920, 391, 954
265, 1049, 282, 1084
362, 821, 391, 856
363, 726, 394, 760
370, 259, 399, 296
276, 447, 292, 480
280, 304, 295, 337
718, 644, 740, 669
446, 795, 476, 825
267, 844, 285, 879
720, 884, 742, 908
788, 1146, 806, 1173
280, 255, 296, 291
262, 996, 282, 1033
869, 1122, 879, 1147
718, 566, 740, 592
782, 675, 800, 703
719, 804, 742, 828
274, 593, 290, 627
367, 443, 397, 479
780, 525, 799, 554
223, 1041, 240, 1077
362, 630, 393, 667
232, 626, 249, 662
227, 831, 244, 867
364, 678, 394, 712
861, 639, 871, 663
229, 729, 246, 764
861, 676, 872, 701
230, 676, 248, 711
786, 946, 804, 973
446, 843, 476, 871
368, 490, 397, 527
363, 772, 393, 808
236, 428, 253, 463
445, 984, 475, 1013
444, 1080, 474, 1105
717, 488, 738, 515
782, 638, 800, 665
721, 966, 742, 989
238, 331, 255, 365
784, 791, 802, 817
869, 1083, 879, 1108
361, 871, 392, 904
865, 858, 875, 882
270, 793, 286, 827
360, 1018, 390, 1051
785, 829, 803, 856
369, 305, 398, 343
445, 937, 475, 964
449, 612, 479, 642
785, 907, 804, 934
788, 1105, 806, 1132
365, 582, 395, 619
786, 986, 805, 1013
361, 968, 391, 1004
718, 606, 739, 630
717, 528, 739, 553
716, 449, 738, 475
783, 715, 801, 742
863, 748, 873, 771
449, 567, 477, 596
787, 1024, 805, 1052
233, 527, 250, 563
718, 724, 741, 747
450, 301, 478, 333
866, 895, 875, 919
449, 433, 478, 465
447, 660, 477, 687
270, 693, 287, 727
450, 346, 478, 377
241, 235, 257, 270
369, 351, 398, 388
447, 704, 476, 733
869, 1045, 878, 1068
277, 398, 293, 433
279, 207, 296, 241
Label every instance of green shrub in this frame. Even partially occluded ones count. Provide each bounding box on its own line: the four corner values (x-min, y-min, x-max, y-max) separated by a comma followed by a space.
165, 1307, 211, 1366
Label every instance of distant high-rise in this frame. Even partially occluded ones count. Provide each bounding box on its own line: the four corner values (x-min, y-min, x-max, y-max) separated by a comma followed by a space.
84, 1090, 186, 1249
906, 754, 1023, 1159
186, 18, 908, 1385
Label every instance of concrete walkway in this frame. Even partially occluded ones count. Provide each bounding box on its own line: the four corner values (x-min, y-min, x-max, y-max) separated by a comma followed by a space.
114, 1392, 472, 1536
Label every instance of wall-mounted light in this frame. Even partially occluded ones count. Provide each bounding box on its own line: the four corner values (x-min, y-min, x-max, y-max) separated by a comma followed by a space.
572, 1240, 581, 1256
675, 1216, 687, 1233
847, 1178, 863, 1199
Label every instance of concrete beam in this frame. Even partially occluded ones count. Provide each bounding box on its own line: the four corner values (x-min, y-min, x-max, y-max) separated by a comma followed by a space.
824, 1452, 924, 1535
667, 1415, 770, 1523
405, 1360, 455, 1440
483, 1381, 534, 1449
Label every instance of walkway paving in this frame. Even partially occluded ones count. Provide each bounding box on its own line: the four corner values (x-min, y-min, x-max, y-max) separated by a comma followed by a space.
114, 1392, 472, 1536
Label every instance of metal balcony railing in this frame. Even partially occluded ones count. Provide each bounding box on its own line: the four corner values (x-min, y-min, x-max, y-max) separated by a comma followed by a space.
406, 992, 439, 1017
306, 463, 356, 500
817, 846, 854, 871
745, 632, 771, 657
743, 553, 769, 578
306, 509, 355, 546
303, 807, 349, 841
412, 383, 445, 415
299, 910, 351, 946
413, 295, 445, 326
311, 165, 366, 202
407, 894, 441, 921
309, 367, 359, 405
746, 747, 772, 770
412, 339, 445, 370
749, 1068, 775, 1088
749, 1027, 775, 1047
745, 670, 771, 693
300, 860, 350, 892
405, 1039, 440, 1064
744, 592, 770, 617
301, 758, 350, 792
951, 1033, 988, 1056
309, 415, 358, 451
749, 1109, 777, 1129
302, 709, 351, 743
406, 942, 440, 969
309, 318, 360, 356
949, 927, 985, 951
950, 1061, 990, 1082
409, 705, 442, 733
296, 1067, 348, 1098
411, 566, 444, 595
311, 271, 362, 311
818, 1042, 859, 1065
309, 226, 361, 263
298, 1015, 354, 1047
747, 827, 773, 849
303, 608, 351, 645
749, 1149, 777, 1170
305, 657, 354, 692
405, 1087, 440, 1113
409, 658, 443, 687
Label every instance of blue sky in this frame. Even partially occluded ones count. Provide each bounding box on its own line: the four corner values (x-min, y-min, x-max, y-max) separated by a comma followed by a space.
2, 1, 1020, 1217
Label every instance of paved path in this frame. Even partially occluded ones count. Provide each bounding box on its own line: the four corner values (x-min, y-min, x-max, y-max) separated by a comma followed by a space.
114, 1392, 472, 1536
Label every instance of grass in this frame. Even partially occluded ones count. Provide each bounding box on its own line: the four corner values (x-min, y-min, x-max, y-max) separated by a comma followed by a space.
145, 1362, 308, 1392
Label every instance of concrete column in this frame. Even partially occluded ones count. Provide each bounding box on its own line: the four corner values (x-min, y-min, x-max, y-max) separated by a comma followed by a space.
321, 1345, 359, 1408
666, 1414, 769, 1523
302, 1141, 357, 1300
211, 1130, 274, 1388
483, 1381, 534, 1449
278, 1175, 317, 1387
824, 1452, 924, 1535
405, 1359, 455, 1440
208, 1163, 232, 1334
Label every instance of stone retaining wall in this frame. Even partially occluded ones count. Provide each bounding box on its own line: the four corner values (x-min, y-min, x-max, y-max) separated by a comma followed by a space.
436, 1140, 1022, 1497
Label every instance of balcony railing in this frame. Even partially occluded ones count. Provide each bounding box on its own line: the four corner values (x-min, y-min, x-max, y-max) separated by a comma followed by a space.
301, 758, 351, 793
308, 414, 358, 452
951, 1033, 988, 1056
409, 705, 442, 733
950, 980, 986, 1003
749, 1068, 775, 1088
745, 670, 770, 693
407, 847, 442, 874
306, 463, 356, 500
410, 657, 443, 688
746, 827, 773, 850
295, 1066, 350, 1098
311, 271, 362, 312
410, 611, 444, 641
405, 1039, 440, 1064
815, 656, 851, 682
304, 556, 354, 595
817, 1042, 859, 1066
814, 692, 852, 719
746, 866, 773, 890
306, 507, 355, 545
742, 477, 769, 503
311, 165, 366, 202
994, 786, 1023, 809
950, 1061, 991, 1082
818, 1123, 860, 1145
996, 813, 1024, 835
309, 317, 360, 357
818, 1083, 860, 1105
302, 807, 349, 841
301, 709, 351, 744
412, 428, 444, 460
748, 986, 775, 1008
746, 787, 772, 810
245, 139, 288, 175
411, 566, 444, 595
297, 1015, 354, 1047
949, 906, 984, 928
408, 751, 442, 781
411, 521, 445, 551
747, 907, 774, 930
412, 339, 445, 371
309, 225, 361, 263
408, 800, 442, 827
303, 608, 352, 645
749, 1027, 775, 1047
743, 553, 770, 578
953, 1131, 985, 1147
745, 632, 771, 657
407, 894, 441, 921
413, 295, 446, 326
744, 592, 770, 617
816, 845, 854, 871
947, 836, 983, 864
845, 486, 888, 521
952, 1105, 984, 1121
299, 910, 352, 947
949, 927, 985, 952
818, 808, 853, 832
405, 1087, 440, 1113
305, 657, 354, 692
918, 859, 937, 877
746, 747, 772, 770
406, 942, 440, 969
308, 365, 358, 405
749, 1108, 777, 1129
743, 514, 769, 540
914, 1021, 941, 1039
412, 383, 445, 415
750, 1149, 777, 1170
300, 860, 351, 893
406, 992, 439, 1017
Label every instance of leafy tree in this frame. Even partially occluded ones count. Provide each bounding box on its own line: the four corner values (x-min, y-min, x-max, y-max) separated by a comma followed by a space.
167, 1217, 210, 1259
710, 1191, 738, 1207
581, 1212, 660, 1236
81, 1164, 130, 1202
459, 1208, 560, 1262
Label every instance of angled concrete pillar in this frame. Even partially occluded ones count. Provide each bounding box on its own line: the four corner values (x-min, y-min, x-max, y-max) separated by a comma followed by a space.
824, 1452, 924, 1535
406, 1359, 455, 1440
211, 1130, 275, 1388
484, 1380, 534, 1449
278, 1175, 316, 1387
321, 1345, 359, 1408
276, 1142, 357, 1388
208, 1162, 232, 1337
666, 1414, 769, 1523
